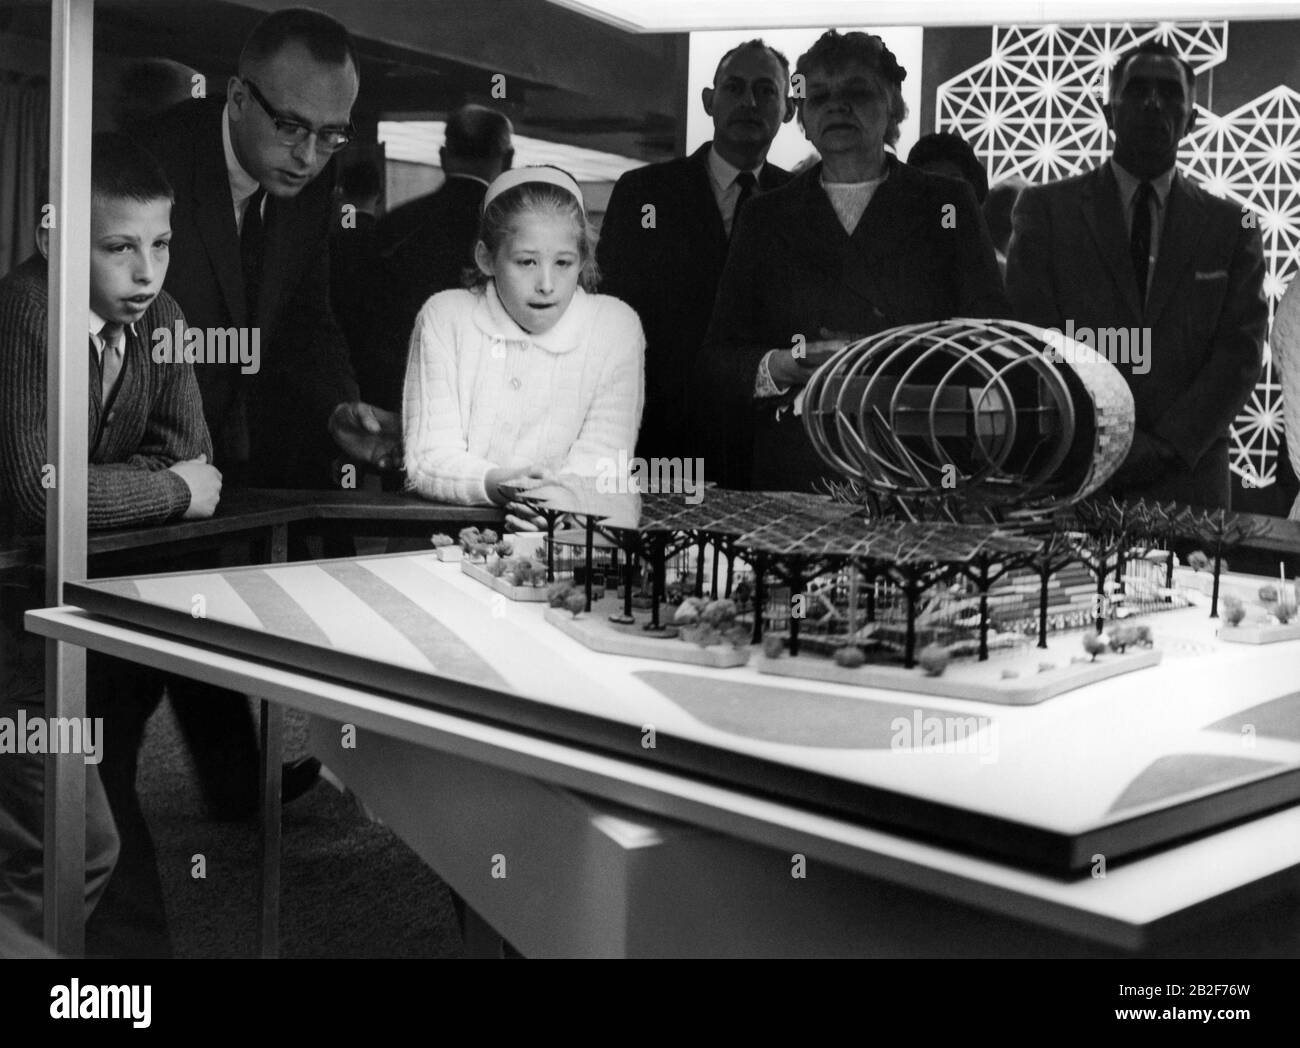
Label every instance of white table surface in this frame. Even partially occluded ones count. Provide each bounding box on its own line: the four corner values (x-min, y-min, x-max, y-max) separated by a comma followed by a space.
27, 605, 1300, 954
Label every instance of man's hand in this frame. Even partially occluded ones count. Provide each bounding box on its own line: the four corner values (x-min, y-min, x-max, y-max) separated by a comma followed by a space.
769, 330, 861, 387
1113, 431, 1181, 492
169, 454, 222, 519
329, 402, 402, 471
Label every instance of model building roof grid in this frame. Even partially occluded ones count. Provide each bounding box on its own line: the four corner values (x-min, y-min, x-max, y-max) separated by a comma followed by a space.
632, 490, 843, 534
736, 516, 1041, 564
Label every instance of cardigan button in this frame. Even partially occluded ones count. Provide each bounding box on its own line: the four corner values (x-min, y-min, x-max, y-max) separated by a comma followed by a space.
510, 377, 522, 390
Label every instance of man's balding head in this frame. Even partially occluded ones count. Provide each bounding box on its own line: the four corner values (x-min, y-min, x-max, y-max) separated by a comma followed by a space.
440, 105, 514, 182
226, 7, 359, 198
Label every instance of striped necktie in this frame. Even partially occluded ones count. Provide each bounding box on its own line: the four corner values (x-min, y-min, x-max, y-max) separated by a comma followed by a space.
98, 322, 124, 407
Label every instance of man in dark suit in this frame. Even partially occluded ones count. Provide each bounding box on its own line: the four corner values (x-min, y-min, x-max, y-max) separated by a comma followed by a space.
130, 8, 399, 491
364, 105, 513, 412
1007, 41, 1266, 509
597, 39, 795, 469
124, 12, 384, 825
331, 156, 382, 401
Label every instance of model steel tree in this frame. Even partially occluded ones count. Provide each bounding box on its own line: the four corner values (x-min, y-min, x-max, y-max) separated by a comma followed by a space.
1172, 507, 1274, 618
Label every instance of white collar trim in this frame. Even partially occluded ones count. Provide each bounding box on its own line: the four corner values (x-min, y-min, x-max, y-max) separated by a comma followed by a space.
473, 281, 590, 354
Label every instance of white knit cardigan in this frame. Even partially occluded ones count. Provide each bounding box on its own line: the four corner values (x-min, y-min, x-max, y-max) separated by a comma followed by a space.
403, 282, 645, 505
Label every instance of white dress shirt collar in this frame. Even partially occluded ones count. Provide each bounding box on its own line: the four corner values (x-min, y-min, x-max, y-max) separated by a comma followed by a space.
87, 309, 132, 358
1110, 158, 1175, 213
223, 102, 263, 218
707, 144, 763, 194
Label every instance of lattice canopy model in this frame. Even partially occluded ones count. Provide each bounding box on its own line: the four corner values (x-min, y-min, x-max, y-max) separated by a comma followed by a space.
801, 318, 1135, 511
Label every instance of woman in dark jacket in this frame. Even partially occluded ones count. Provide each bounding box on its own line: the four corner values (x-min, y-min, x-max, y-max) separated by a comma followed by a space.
702, 30, 1009, 491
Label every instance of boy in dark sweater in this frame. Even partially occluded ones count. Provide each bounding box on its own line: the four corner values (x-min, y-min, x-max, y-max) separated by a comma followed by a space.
0, 133, 219, 954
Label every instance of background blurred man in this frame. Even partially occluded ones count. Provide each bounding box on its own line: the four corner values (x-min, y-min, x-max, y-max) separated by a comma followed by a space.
598, 39, 795, 472
1007, 41, 1265, 508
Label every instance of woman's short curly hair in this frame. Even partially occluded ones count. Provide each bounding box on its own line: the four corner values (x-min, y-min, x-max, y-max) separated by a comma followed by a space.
794, 30, 909, 147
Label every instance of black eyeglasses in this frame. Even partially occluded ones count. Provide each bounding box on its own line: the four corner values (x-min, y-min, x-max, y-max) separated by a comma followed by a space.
241, 78, 354, 152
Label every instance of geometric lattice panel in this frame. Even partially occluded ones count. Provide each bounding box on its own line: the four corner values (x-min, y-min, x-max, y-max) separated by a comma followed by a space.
938, 22, 1299, 490
1183, 86, 1300, 487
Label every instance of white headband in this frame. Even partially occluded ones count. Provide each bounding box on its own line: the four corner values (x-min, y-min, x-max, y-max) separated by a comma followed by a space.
482, 166, 586, 215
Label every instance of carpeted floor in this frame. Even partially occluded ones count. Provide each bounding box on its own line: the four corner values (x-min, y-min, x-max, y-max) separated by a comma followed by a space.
137, 697, 464, 958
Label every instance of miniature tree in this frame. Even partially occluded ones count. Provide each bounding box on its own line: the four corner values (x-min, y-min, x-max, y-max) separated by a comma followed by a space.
642, 531, 671, 632
772, 554, 818, 657
581, 512, 596, 612
887, 562, 943, 669
1175, 508, 1273, 618
956, 550, 1033, 661
1027, 528, 1079, 649
1069, 499, 1136, 634
748, 550, 770, 645
1082, 632, 1108, 661
917, 642, 950, 676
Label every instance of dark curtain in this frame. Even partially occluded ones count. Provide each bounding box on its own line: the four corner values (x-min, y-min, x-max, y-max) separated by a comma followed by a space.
0, 74, 48, 279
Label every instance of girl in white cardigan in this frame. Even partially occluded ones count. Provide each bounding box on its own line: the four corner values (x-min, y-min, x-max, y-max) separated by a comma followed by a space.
403, 167, 645, 528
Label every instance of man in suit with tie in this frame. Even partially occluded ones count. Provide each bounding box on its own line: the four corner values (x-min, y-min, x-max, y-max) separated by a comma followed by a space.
363, 105, 514, 412
130, 7, 399, 491
1007, 41, 1266, 509
125, 12, 389, 825
597, 39, 795, 470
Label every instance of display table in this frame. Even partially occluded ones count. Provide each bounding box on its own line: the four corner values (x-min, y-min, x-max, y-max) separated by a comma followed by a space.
9, 490, 503, 955
27, 550, 1300, 956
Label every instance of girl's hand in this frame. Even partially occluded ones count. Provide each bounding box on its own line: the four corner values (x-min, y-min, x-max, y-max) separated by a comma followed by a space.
484, 464, 550, 506
504, 502, 548, 532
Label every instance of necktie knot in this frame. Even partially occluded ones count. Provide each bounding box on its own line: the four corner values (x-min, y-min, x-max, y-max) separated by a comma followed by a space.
243, 188, 266, 228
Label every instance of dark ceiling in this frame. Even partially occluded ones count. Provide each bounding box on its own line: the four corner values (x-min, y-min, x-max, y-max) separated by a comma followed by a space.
0, 0, 685, 161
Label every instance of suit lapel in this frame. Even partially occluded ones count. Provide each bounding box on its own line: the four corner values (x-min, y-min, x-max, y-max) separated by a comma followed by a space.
86, 338, 105, 452
686, 145, 727, 269
191, 105, 249, 327
848, 160, 927, 318
1144, 174, 1207, 327
1081, 165, 1143, 321
757, 162, 788, 192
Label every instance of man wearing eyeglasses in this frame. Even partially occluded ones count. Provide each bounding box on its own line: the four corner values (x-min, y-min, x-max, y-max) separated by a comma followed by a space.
104, 8, 391, 953
130, 6, 399, 489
